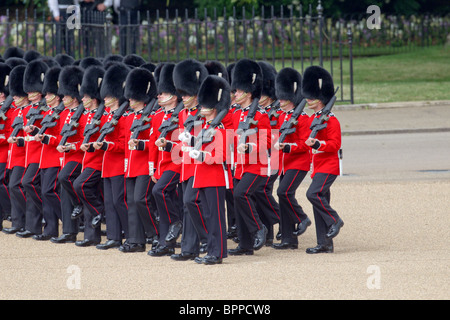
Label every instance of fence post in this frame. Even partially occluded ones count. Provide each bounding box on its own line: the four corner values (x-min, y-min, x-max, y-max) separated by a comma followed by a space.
347, 26, 354, 104
105, 11, 113, 56
317, 0, 323, 66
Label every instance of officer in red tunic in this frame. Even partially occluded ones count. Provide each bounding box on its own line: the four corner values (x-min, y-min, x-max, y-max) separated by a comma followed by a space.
148, 63, 183, 257
94, 63, 132, 250
121, 67, 159, 253
51, 65, 86, 244
171, 59, 209, 261
73, 64, 110, 247
189, 75, 233, 265
303, 66, 343, 254
273, 67, 312, 250
228, 59, 272, 256
0, 63, 13, 229
3, 65, 30, 234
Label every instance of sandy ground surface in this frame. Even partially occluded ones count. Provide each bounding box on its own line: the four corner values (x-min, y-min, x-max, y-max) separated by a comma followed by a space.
1, 102, 449, 301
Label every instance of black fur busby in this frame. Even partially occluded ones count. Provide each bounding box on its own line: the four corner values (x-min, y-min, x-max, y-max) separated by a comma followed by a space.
157, 63, 178, 96
42, 67, 62, 97
23, 60, 49, 93
226, 63, 235, 85
3, 47, 25, 60
8, 65, 27, 97
301, 65, 335, 104
100, 62, 130, 102
258, 61, 277, 100
23, 50, 42, 63
0, 63, 12, 95
231, 59, 263, 99
54, 53, 74, 67
173, 59, 209, 97
39, 57, 60, 68
80, 65, 105, 102
103, 54, 123, 65
80, 57, 103, 70
275, 67, 304, 106
153, 62, 166, 84
5, 57, 27, 69
198, 75, 231, 112
204, 60, 229, 83
58, 66, 84, 100
123, 54, 146, 68
140, 62, 156, 74
124, 67, 157, 103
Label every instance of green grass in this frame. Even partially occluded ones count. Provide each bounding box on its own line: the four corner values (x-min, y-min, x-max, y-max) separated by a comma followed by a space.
275, 45, 450, 104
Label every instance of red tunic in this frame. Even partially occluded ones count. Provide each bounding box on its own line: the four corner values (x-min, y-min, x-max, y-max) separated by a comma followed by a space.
232, 106, 272, 180
24, 103, 44, 166
81, 109, 106, 172
6, 104, 30, 169
60, 106, 87, 166
39, 107, 64, 169
0, 105, 14, 163
308, 111, 341, 177
101, 110, 127, 178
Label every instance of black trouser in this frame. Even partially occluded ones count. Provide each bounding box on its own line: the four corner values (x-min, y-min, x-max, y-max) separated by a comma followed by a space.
253, 172, 281, 240
198, 186, 227, 259
152, 170, 181, 248
0, 163, 11, 220
225, 188, 235, 231
58, 161, 82, 235
40, 167, 62, 237
22, 163, 43, 234
104, 175, 129, 241
233, 173, 265, 250
73, 167, 103, 242
126, 175, 158, 245
306, 173, 339, 247
8, 166, 26, 229
180, 177, 208, 255
277, 169, 309, 245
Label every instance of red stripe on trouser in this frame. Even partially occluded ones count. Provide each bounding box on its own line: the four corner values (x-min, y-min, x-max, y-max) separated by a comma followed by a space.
162, 172, 177, 224
244, 175, 260, 230
31, 167, 42, 202
145, 178, 158, 235
123, 178, 128, 210
53, 169, 61, 202
216, 187, 224, 258
2, 169, 10, 198
318, 173, 336, 223
286, 170, 302, 222
264, 176, 280, 219
68, 164, 81, 202
195, 189, 208, 234
18, 168, 27, 201
81, 171, 101, 216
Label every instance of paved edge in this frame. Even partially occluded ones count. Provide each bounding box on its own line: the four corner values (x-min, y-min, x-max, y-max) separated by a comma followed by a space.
335, 100, 450, 111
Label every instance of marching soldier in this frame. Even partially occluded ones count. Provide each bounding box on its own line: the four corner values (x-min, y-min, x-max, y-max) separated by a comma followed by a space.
3, 65, 29, 234
228, 59, 272, 256
171, 59, 209, 261
73, 64, 108, 247
189, 75, 233, 265
148, 63, 183, 257
51, 65, 86, 244
121, 66, 159, 253
303, 66, 343, 254
273, 67, 311, 250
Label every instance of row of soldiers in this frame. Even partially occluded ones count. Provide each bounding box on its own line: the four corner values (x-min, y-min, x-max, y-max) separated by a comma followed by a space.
0, 46, 344, 264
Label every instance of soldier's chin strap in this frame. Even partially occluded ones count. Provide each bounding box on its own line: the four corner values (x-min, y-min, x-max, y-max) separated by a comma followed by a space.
234, 92, 248, 104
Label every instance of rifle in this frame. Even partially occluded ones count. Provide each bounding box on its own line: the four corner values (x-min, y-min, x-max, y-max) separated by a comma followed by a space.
236, 97, 260, 149
157, 100, 185, 141
182, 107, 204, 135
9, 115, 24, 139
96, 100, 130, 143
267, 100, 281, 127
0, 95, 14, 122
129, 98, 159, 140
189, 107, 229, 158
25, 98, 49, 128
308, 87, 339, 139
58, 104, 86, 147
82, 102, 106, 148
277, 99, 307, 144
37, 101, 66, 135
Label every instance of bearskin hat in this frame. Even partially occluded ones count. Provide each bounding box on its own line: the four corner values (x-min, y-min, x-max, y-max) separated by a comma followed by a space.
23, 60, 49, 94
54, 53, 75, 67
153, 62, 166, 84
226, 63, 235, 85
124, 67, 157, 104
140, 62, 157, 74
275, 67, 304, 106
173, 59, 209, 97
23, 50, 42, 63
258, 61, 277, 100
80, 57, 103, 70
3, 47, 25, 60
123, 54, 146, 68
157, 63, 177, 95
5, 57, 27, 69
198, 75, 231, 112
204, 60, 229, 83
42, 66, 62, 97
231, 59, 263, 99
8, 65, 27, 97
80, 65, 105, 102
301, 65, 335, 105
58, 66, 84, 100
0, 63, 12, 95
100, 62, 130, 102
